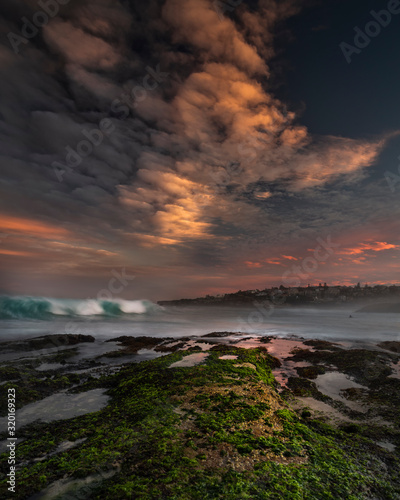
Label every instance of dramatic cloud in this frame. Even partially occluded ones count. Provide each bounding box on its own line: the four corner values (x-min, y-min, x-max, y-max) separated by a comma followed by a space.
338, 241, 399, 256
0, 216, 72, 239
0, 0, 399, 299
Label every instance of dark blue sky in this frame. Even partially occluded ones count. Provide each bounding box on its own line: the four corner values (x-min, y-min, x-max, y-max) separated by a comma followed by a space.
273, 0, 400, 139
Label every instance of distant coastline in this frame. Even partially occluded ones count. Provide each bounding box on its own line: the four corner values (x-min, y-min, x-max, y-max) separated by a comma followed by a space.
158, 284, 400, 309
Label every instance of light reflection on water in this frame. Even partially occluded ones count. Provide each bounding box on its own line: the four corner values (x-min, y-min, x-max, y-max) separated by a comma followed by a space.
0, 306, 399, 344
0, 388, 110, 433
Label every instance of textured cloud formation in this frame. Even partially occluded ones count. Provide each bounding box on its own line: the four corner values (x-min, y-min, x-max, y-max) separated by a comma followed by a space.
0, 0, 398, 298
338, 241, 399, 256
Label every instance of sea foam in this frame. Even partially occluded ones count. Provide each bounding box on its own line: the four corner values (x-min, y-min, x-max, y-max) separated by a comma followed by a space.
0, 296, 160, 320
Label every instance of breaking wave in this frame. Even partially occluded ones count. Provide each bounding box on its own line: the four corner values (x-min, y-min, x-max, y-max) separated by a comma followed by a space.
0, 296, 161, 320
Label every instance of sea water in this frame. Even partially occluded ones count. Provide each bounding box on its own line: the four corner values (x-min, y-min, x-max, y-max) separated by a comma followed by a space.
0, 296, 399, 344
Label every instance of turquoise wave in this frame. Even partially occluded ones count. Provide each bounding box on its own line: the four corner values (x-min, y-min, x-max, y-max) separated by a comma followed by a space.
0, 296, 160, 320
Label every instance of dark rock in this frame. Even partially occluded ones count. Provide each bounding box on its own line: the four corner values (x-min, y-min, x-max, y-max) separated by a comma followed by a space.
377, 341, 400, 353
296, 365, 326, 379
303, 339, 341, 350
0, 334, 95, 353
106, 336, 171, 354
202, 332, 238, 338
287, 377, 319, 397
288, 348, 395, 385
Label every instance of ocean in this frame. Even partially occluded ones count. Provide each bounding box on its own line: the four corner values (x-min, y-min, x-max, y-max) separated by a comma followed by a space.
0, 295, 399, 344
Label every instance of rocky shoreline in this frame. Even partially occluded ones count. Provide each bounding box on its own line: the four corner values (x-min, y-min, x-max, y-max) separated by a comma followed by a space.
0, 333, 399, 499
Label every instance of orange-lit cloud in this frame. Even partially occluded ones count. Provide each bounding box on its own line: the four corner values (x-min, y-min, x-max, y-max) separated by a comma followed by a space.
119, 172, 214, 246
1, 0, 399, 302
115, 0, 391, 261
0, 249, 34, 257
254, 191, 272, 200
245, 261, 263, 269
282, 255, 297, 261
50, 241, 118, 257
162, 0, 267, 75
265, 258, 282, 265
339, 241, 399, 255
131, 234, 181, 247
290, 137, 385, 190
0, 216, 71, 239
351, 257, 367, 265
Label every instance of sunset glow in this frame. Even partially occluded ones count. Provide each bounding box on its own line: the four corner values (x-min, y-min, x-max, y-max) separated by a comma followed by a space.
0, 0, 399, 300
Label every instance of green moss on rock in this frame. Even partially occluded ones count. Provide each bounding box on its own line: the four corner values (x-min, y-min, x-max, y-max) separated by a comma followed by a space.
0, 347, 399, 499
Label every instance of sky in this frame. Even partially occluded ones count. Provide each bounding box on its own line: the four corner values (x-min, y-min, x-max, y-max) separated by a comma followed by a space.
0, 0, 399, 301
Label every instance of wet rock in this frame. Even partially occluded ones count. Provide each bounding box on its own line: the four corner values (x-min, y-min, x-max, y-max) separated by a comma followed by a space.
296, 365, 326, 379
303, 339, 341, 351
286, 377, 319, 397
105, 336, 172, 354
377, 341, 400, 353
154, 341, 187, 353
288, 348, 394, 385
258, 336, 273, 344
0, 334, 95, 353
202, 332, 238, 338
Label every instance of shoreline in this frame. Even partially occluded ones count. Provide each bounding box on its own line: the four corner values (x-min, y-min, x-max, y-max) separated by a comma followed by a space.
0, 332, 399, 498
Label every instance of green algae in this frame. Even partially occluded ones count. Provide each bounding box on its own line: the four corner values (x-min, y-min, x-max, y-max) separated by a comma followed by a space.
0, 347, 399, 499
296, 365, 326, 379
